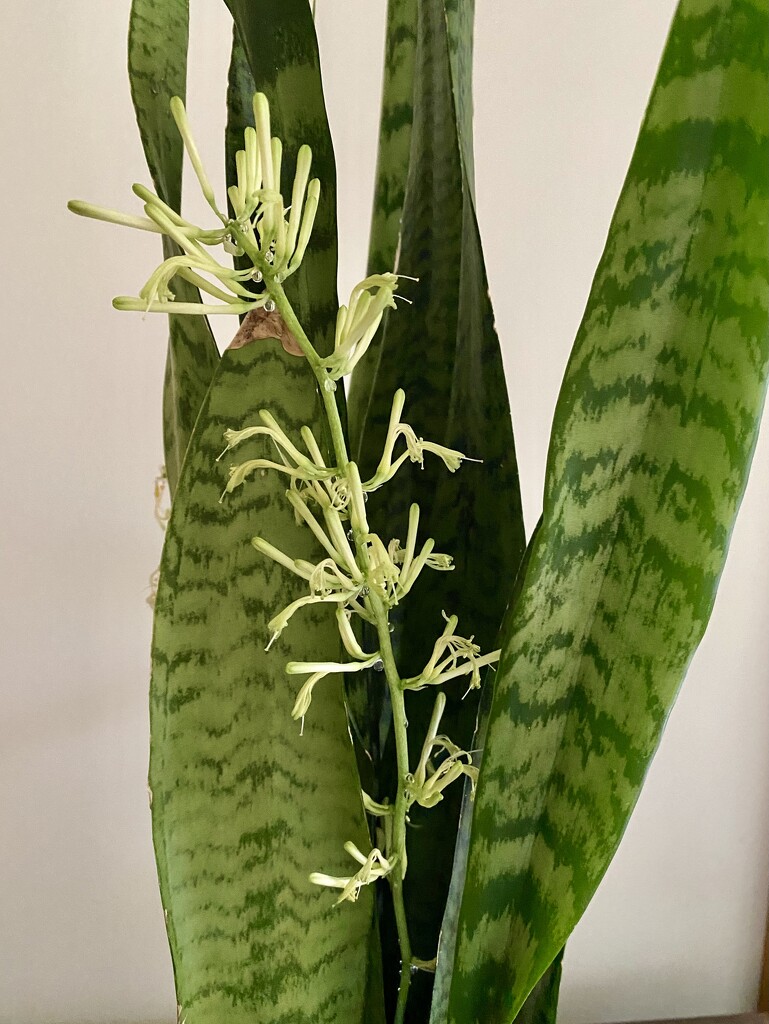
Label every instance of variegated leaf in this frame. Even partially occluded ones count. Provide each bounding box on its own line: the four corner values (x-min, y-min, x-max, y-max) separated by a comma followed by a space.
448, 3, 769, 1021
128, 0, 219, 495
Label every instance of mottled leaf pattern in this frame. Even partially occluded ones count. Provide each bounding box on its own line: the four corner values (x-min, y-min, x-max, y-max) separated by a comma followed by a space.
349, 0, 526, 1018
150, 342, 374, 1023
147, 2, 382, 1019
365, 0, 417, 277
128, 0, 219, 495
448, 3, 769, 1021
429, 524, 564, 1024
444, 0, 475, 191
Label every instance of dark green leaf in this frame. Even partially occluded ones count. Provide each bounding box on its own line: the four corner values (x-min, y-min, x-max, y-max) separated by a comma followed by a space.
225, 27, 255, 203
349, 0, 526, 1017
430, 522, 551, 1024
151, 340, 376, 1023
512, 954, 564, 1024
345, 0, 421, 857
147, 4, 385, 1020
443, 0, 475, 190
128, 0, 220, 495
448, 3, 769, 1021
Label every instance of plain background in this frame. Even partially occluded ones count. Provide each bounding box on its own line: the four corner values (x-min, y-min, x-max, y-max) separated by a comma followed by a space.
1, 2, 767, 1022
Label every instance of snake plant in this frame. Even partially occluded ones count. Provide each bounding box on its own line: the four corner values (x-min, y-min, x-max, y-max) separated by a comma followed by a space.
69, 0, 768, 1022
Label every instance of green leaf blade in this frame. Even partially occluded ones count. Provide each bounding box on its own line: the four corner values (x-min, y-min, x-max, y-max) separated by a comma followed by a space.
350, 0, 526, 1017
151, 342, 375, 1023
128, 0, 220, 495
448, 2, 769, 1021
365, 0, 418, 278
149, 4, 383, 1019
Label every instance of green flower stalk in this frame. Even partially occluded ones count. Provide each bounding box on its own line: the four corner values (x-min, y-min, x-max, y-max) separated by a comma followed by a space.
70, 92, 500, 1024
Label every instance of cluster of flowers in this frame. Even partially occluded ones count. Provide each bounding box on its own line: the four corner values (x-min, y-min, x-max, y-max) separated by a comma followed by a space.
70, 92, 500, 909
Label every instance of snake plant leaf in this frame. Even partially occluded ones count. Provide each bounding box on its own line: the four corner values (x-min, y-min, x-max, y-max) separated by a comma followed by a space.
223, 26, 259, 293
150, 339, 376, 1023
429, 524, 566, 1024
349, 0, 526, 1017
365, 0, 417, 276
128, 0, 219, 496
448, 3, 769, 1021
225, 27, 255, 204
343, 0, 420, 859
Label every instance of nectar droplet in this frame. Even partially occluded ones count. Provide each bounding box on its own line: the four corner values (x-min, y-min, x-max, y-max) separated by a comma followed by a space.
264, 299, 276, 313
373, 659, 384, 673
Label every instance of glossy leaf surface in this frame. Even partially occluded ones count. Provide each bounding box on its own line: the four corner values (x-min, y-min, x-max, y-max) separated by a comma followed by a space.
448, 3, 769, 1021
150, 341, 375, 1023
350, 0, 526, 1016
128, 0, 219, 495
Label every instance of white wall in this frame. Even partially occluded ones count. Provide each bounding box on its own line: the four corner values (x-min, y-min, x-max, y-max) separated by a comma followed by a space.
0, 2, 766, 1023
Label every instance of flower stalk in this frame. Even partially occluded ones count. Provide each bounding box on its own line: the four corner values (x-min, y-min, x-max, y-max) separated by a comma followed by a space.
70, 91, 499, 1024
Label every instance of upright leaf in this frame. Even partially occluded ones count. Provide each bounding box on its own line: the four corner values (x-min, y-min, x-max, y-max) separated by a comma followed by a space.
449, 3, 769, 1021
349, 0, 526, 1017
128, 0, 219, 495
225, 27, 255, 202
150, 341, 374, 1024
429, 524, 565, 1024
510, 953, 564, 1024
148, 4, 383, 1021
365, 0, 417, 276
444, 0, 475, 191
